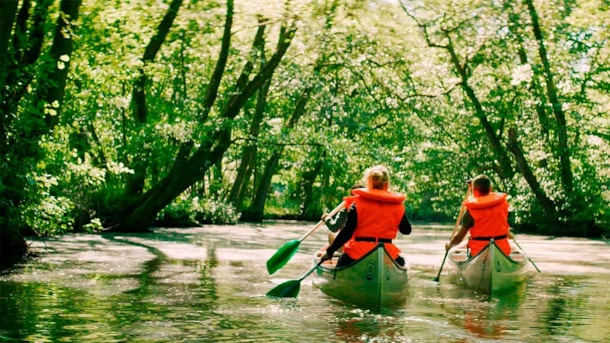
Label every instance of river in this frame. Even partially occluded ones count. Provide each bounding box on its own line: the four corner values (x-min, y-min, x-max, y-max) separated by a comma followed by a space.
0, 222, 608, 342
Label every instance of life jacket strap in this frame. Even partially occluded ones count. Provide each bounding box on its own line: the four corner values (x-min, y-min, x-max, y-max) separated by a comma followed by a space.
470, 234, 507, 241
354, 237, 392, 243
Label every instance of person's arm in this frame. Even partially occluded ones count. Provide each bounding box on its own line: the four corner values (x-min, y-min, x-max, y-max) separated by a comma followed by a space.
445, 211, 473, 250
328, 208, 356, 254
323, 209, 347, 233
398, 212, 411, 235
321, 206, 357, 261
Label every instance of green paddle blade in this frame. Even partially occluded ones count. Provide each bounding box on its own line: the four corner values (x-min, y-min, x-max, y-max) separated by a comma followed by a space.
266, 239, 300, 275
266, 280, 301, 298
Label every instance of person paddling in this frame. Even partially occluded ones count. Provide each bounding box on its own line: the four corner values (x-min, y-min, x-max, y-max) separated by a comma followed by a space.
445, 174, 513, 256
321, 183, 364, 248
320, 165, 412, 267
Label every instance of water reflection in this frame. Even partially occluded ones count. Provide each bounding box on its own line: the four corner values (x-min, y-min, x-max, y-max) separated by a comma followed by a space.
0, 224, 608, 342
438, 283, 528, 340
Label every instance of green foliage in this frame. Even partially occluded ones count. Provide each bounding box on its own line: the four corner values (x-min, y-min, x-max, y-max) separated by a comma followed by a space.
194, 197, 240, 225
156, 198, 199, 227
2, 0, 608, 243
157, 195, 240, 226
20, 174, 75, 236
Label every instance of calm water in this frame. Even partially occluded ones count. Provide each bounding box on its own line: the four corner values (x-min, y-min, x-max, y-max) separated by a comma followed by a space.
0, 222, 608, 342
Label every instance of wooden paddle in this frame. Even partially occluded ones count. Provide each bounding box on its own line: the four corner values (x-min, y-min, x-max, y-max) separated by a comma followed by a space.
511, 237, 542, 273
433, 186, 470, 282
266, 201, 345, 275
266, 261, 324, 298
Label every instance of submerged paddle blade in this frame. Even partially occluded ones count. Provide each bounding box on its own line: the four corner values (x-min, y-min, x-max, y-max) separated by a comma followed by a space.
266, 239, 300, 274
266, 280, 301, 298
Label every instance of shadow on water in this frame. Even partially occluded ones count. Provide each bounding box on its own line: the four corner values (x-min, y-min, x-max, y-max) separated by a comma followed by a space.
0, 224, 608, 342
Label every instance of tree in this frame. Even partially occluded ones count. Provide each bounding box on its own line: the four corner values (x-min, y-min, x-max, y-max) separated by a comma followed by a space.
1, 0, 82, 264
400, 0, 609, 235
114, 1, 298, 231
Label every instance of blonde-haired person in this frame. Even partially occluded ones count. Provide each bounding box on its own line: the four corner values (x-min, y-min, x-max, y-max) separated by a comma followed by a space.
320, 165, 412, 267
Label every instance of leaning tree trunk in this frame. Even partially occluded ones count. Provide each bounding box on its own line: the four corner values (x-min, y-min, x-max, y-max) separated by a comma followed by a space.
229, 20, 269, 207
125, 0, 184, 197
524, 0, 574, 195
443, 35, 515, 180
507, 128, 560, 221
115, 18, 297, 231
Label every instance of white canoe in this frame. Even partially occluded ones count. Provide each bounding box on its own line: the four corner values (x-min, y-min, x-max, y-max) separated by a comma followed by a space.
448, 240, 534, 295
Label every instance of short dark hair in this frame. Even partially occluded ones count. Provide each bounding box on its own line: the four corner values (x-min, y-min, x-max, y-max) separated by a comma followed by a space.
472, 174, 491, 195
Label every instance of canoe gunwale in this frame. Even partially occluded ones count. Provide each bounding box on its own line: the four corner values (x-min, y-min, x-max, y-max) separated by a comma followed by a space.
316, 242, 407, 274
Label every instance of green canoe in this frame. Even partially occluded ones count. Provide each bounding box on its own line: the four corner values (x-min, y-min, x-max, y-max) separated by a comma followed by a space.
312, 243, 409, 309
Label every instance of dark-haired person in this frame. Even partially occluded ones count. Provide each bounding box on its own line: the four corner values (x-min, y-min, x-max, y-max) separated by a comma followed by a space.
445, 174, 512, 256
320, 165, 412, 267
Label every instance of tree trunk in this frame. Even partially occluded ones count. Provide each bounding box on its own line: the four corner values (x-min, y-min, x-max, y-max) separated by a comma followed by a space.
524, 0, 573, 195
506, 3, 551, 140
229, 20, 268, 207
507, 128, 559, 221
300, 149, 325, 219
244, 86, 313, 221
41, 0, 82, 126
0, 0, 81, 268
0, 0, 18, 92
118, 130, 232, 231
0, 230, 28, 271
244, 148, 282, 222
126, 0, 184, 196
114, 17, 296, 231
443, 34, 514, 180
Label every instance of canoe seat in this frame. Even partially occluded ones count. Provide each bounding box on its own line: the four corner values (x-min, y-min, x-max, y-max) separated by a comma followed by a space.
451, 250, 468, 262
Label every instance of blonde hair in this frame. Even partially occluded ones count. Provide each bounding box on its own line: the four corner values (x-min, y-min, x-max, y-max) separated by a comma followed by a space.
364, 165, 390, 190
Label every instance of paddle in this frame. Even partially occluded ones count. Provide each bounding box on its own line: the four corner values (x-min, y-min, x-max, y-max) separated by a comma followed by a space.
433, 186, 470, 282
266, 201, 345, 275
511, 237, 542, 273
266, 261, 324, 298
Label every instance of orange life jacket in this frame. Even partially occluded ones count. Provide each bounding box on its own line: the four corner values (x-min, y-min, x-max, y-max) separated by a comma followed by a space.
342, 188, 406, 260
463, 192, 511, 256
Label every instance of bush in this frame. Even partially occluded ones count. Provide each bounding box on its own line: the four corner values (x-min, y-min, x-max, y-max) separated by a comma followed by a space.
156, 196, 240, 227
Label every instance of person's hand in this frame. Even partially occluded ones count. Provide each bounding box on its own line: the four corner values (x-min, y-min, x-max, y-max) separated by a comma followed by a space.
320, 252, 333, 262
508, 230, 514, 239
321, 213, 329, 221
445, 242, 453, 251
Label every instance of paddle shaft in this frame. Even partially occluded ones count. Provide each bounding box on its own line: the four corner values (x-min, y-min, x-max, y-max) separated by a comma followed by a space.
266, 260, 325, 298
511, 238, 541, 273
433, 250, 449, 282
299, 260, 324, 281
434, 187, 470, 282
297, 201, 345, 242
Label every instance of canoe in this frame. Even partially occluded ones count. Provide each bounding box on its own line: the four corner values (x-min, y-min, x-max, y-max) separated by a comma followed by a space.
312, 243, 409, 309
448, 240, 533, 295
